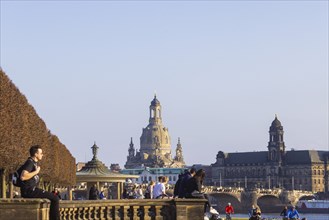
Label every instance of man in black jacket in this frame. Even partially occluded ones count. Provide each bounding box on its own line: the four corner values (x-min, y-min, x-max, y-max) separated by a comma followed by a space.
178, 167, 196, 198
20, 145, 60, 220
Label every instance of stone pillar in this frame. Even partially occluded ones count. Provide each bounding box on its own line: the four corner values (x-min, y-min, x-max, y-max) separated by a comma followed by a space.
9, 182, 14, 199
175, 198, 206, 220
1, 169, 6, 198
0, 199, 50, 220
119, 182, 124, 199
96, 181, 100, 192
67, 186, 73, 201
241, 190, 258, 210
117, 182, 121, 199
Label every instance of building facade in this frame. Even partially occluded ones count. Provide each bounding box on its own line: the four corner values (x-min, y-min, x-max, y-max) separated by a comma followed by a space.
124, 95, 185, 169
211, 116, 329, 192
121, 167, 185, 184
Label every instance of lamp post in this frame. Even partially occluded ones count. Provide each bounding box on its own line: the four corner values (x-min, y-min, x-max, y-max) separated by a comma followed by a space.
219, 172, 222, 187
292, 176, 294, 190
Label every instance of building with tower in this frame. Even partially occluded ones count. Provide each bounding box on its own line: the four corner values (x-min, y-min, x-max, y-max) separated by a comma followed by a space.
211, 116, 329, 192
124, 95, 185, 169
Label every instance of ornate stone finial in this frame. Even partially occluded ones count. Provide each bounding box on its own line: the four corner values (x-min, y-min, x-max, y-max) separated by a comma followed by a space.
178, 137, 181, 144
154, 90, 157, 98
91, 142, 99, 160
275, 114, 278, 119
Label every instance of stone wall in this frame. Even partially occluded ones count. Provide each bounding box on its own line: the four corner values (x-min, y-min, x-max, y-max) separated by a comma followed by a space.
0, 199, 50, 220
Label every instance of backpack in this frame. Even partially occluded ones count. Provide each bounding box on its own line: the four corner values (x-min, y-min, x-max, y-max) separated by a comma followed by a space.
12, 166, 24, 187
12, 158, 34, 187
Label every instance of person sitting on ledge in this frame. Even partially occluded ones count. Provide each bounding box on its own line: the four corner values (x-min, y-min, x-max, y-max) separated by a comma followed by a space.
20, 145, 60, 220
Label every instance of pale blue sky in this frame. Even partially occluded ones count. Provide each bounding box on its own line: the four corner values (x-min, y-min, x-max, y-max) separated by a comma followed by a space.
1, 1, 328, 168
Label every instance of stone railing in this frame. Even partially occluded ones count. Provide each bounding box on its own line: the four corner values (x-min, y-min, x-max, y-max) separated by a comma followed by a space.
60, 199, 206, 220
0, 198, 206, 220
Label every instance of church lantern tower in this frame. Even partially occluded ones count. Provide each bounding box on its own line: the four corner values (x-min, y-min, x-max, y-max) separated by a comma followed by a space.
267, 115, 286, 162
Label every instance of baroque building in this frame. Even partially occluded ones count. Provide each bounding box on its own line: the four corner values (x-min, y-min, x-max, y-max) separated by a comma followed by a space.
211, 116, 329, 192
124, 95, 185, 169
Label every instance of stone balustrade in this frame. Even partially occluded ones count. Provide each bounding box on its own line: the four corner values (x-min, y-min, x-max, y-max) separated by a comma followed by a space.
0, 198, 207, 220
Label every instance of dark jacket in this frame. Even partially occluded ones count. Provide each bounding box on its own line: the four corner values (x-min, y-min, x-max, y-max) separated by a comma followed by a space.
89, 186, 99, 200
178, 172, 193, 198
174, 174, 183, 197
185, 177, 202, 198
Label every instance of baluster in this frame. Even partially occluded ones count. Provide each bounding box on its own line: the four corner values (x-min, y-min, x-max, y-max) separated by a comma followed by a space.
115, 206, 123, 220
143, 205, 152, 220
87, 207, 93, 220
123, 206, 130, 219
82, 207, 89, 220
61, 208, 65, 219
65, 208, 69, 219
76, 207, 82, 220
104, 206, 111, 220
132, 205, 139, 220
92, 206, 97, 220
95, 206, 100, 220
67, 208, 72, 220
155, 205, 162, 220
59, 208, 64, 219
99, 206, 106, 220
71, 208, 76, 220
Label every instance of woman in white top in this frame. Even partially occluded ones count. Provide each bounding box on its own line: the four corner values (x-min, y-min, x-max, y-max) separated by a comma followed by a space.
153, 176, 168, 199
135, 185, 144, 199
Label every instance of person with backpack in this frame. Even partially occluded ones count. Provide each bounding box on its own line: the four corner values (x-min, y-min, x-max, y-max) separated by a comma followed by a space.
19, 145, 60, 220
